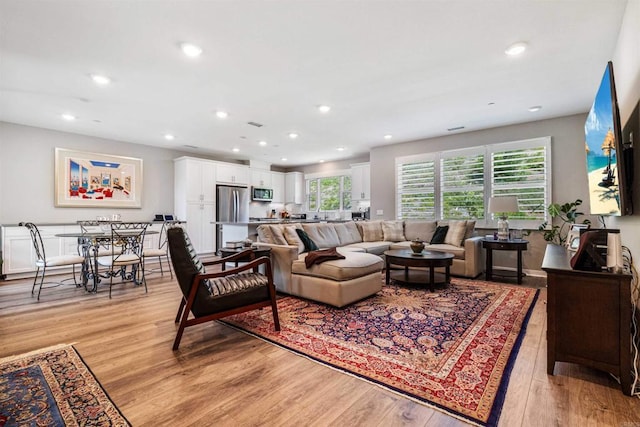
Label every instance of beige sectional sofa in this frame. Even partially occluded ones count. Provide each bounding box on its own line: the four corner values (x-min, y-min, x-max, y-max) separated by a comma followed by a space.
256, 220, 484, 307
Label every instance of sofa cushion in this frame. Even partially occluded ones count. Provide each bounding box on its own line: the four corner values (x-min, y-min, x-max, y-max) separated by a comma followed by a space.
292, 251, 383, 281
357, 220, 383, 242
338, 245, 367, 253
257, 224, 288, 245
389, 241, 411, 250
346, 241, 392, 255
464, 220, 476, 240
283, 225, 305, 254
426, 243, 465, 260
443, 220, 467, 247
430, 225, 449, 244
404, 220, 437, 242
334, 221, 363, 246
304, 247, 346, 268
302, 223, 341, 248
296, 228, 319, 252
382, 220, 405, 242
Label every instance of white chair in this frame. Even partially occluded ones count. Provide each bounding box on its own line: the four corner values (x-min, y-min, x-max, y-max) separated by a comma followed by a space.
20, 222, 86, 300
96, 222, 149, 298
142, 220, 181, 278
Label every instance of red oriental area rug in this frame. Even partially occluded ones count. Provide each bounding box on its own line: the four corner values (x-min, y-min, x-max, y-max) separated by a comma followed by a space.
0, 344, 130, 426
222, 278, 538, 426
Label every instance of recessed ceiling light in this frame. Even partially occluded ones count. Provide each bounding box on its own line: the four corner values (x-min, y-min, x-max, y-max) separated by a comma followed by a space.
288, 132, 299, 139
281, 157, 287, 161
180, 42, 203, 58
216, 110, 228, 119
90, 74, 111, 85
232, 147, 240, 152
164, 133, 175, 140
319, 160, 325, 163
505, 42, 527, 56
258, 140, 267, 146
336, 147, 345, 151
317, 105, 331, 113
61, 113, 76, 121
528, 105, 542, 112
384, 134, 393, 140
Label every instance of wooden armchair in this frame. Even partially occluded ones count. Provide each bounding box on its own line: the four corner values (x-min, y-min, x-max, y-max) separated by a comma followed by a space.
167, 227, 280, 350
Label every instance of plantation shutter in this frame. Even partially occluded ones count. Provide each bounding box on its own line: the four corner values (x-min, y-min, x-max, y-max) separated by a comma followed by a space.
396, 154, 436, 219
440, 147, 485, 219
490, 137, 551, 226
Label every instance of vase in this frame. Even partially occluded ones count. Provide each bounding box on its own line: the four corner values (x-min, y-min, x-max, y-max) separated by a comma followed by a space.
410, 240, 425, 254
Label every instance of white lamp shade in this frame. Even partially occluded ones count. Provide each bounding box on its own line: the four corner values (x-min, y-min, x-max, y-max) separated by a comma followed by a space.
488, 196, 519, 214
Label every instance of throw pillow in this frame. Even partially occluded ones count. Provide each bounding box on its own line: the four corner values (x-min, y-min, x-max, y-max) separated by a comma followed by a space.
296, 228, 319, 252
444, 220, 467, 247
382, 221, 405, 242
430, 225, 449, 244
359, 221, 383, 242
304, 247, 346, 268
464, 220, 476, 240
283, 225, 305, 254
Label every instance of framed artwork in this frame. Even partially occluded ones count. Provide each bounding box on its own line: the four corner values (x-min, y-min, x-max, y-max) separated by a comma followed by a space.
54, 148, 143, 208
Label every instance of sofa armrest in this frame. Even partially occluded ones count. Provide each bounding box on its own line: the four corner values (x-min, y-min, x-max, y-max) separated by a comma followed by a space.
463, 236, 485, 278
255, 243, 299, 293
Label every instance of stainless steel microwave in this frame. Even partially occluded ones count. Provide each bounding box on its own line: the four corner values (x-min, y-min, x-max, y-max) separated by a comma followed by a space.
252, 187, 273, 201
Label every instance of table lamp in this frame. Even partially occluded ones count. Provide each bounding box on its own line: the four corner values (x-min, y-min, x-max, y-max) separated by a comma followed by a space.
489, 196, 519, 241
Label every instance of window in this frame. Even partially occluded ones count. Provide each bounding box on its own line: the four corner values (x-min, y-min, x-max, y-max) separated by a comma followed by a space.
306, 174, 352, 212
396, 137, 551, 227
396, 155, 436, 219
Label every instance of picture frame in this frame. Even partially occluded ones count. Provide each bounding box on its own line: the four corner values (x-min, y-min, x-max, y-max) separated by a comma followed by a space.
54, 148, 143, 208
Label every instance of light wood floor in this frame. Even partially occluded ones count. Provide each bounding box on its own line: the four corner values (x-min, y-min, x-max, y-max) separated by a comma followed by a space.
1, 272, 639, 426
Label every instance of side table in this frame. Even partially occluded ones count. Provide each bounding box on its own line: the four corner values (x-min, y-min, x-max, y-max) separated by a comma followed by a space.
219, 246, 272, 272
482, 238, 528, 284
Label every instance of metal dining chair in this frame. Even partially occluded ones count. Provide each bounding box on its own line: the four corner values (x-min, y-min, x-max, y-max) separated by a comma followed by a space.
20, 222, 86, 300
96, 222, 149, 298
142, 220, 181, 278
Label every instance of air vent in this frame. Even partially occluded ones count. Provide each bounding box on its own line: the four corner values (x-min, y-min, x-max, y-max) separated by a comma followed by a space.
247, 121, 264, 127
182, 144, 198, 149
447, 126, 465, 132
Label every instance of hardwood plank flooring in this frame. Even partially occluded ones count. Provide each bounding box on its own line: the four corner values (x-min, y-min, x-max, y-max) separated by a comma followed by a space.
1, 273, 638, 426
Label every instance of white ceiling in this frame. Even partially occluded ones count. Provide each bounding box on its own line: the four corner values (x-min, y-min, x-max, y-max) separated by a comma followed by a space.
0, 0, 628, 167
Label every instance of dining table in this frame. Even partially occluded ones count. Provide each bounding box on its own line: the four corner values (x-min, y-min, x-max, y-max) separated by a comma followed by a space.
55, 229, 158, 293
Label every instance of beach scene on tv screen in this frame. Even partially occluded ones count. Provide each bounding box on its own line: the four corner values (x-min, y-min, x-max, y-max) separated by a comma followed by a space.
584, 65, 621, 216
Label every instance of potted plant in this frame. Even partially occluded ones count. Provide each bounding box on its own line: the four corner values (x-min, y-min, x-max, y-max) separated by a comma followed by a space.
537, 198, 591, 245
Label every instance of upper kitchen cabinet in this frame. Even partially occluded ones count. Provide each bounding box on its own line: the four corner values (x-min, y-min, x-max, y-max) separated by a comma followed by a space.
271, 172, 285, 203
251, 169, 272, 188
216, 163, 249, 185
351, 163, 370, 201
285, 172, 305, 204
174, 157, 216, 203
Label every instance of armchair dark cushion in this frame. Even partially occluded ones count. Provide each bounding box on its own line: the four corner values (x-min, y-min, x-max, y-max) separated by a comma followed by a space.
167, 227, 280, 349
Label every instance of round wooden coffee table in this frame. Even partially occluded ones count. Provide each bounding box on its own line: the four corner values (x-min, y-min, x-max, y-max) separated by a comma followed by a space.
384, 249, 454, 292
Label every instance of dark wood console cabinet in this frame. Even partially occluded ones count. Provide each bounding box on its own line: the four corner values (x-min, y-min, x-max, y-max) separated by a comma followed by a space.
542, 244, 632, 395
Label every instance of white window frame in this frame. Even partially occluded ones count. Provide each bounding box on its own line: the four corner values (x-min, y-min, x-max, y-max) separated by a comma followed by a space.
396, 137, 552, 228
306, 169, 352, 213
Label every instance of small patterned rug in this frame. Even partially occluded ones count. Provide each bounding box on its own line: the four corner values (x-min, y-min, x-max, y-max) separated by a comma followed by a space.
0, 344, 130, 426
222, 278, 538, 426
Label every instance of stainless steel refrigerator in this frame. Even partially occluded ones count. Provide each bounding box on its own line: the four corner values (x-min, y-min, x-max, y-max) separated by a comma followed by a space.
216, 185, 250, 250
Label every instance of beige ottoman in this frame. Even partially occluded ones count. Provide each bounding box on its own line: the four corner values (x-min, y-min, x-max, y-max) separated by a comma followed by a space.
290, 251, 384, 307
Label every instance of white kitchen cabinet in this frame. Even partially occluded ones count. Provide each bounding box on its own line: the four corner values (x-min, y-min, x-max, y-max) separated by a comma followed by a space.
250, 169, 272, 188
216, 163, 249, 185
271, 172, 285, 203
174, 157, 216, 203
174, 157, 217, 254
351, 163, 370, 201
285, 172, 305, 204
1, 224, 80, 276
184, 202, 216, 254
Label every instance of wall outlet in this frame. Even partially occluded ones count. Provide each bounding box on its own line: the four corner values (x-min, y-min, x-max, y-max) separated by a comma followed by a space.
376, 209, 384, 215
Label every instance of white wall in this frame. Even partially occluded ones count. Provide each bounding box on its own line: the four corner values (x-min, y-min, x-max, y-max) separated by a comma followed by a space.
0, 122, 195, 224
610, 0, 640, 263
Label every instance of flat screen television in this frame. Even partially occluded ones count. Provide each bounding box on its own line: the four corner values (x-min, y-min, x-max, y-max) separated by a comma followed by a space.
584, 61, 632, 216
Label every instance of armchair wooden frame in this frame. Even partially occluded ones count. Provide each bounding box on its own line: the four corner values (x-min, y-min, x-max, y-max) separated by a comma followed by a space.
173, 249, 280, 350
